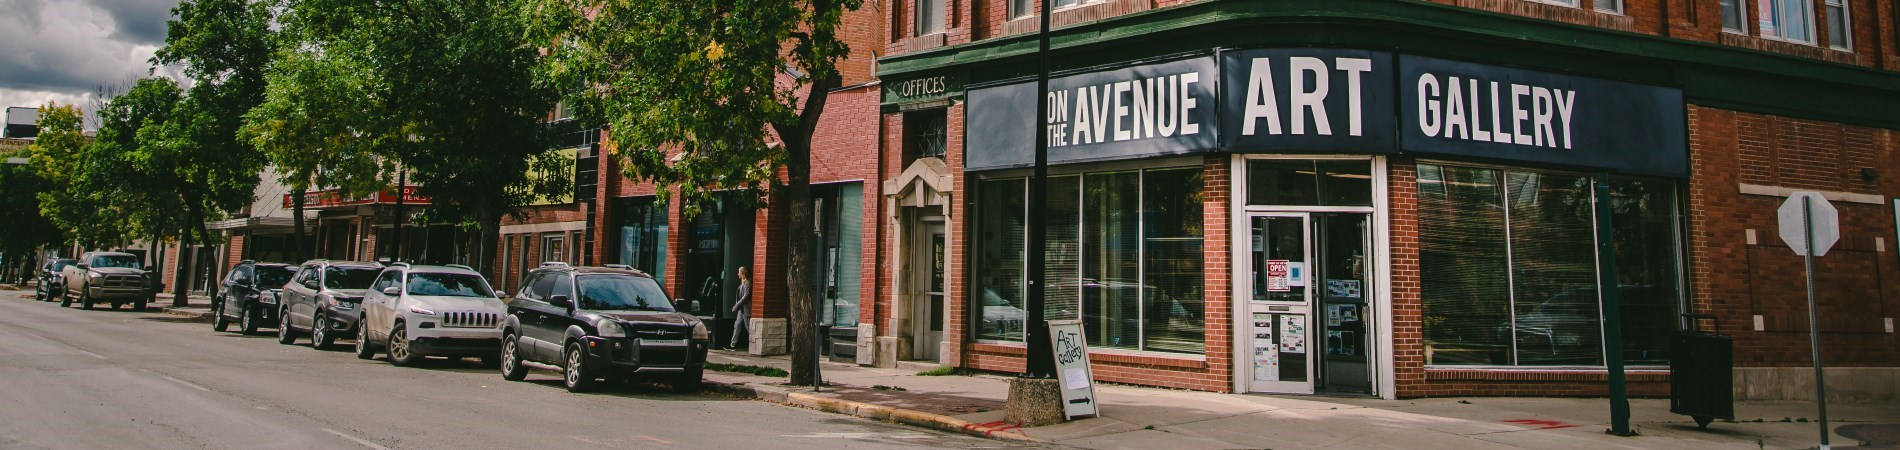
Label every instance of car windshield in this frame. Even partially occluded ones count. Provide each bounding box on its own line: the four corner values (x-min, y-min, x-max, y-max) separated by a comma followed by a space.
406, 273, 495, 298
256, 267, 294, 288
50, 260, 73, 271
89, 255, 140, 268
576, 274, 674, 312
324, 267, 381, 290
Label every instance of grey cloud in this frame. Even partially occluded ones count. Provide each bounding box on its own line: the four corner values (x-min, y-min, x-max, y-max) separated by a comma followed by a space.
0, 0, 179, 107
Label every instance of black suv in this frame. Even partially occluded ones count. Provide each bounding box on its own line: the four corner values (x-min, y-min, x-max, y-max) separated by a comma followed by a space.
34, 258, 75, 302
212, 261, 294, 335
498, 263, 709, 393
275, 260, 383, 349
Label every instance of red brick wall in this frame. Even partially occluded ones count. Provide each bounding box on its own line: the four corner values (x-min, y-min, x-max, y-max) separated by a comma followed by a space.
887, 0, 1900, 72
1688, 105, 1900, 369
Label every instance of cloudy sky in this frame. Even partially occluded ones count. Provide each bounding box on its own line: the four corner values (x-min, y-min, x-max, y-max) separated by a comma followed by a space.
0, 0, 183, 123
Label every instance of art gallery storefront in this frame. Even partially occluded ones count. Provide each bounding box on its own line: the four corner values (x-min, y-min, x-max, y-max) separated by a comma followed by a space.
937, 48, 1690, 398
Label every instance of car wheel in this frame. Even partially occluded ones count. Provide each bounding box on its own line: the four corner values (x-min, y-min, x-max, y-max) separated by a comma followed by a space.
133, 298, 147, 311
239, 303, 259, 335
311, 314, 334, 349
671, 368, 704, 393
212, 298, 230, 332
34, 286, 44, 302
58, 289, 71, 308
276, 306, 297, 345
563, 342, 595, 393
111, 301, 122, 310
353, 321, 375, 360
387, 325, 416, 367
499, 333, 528, 381
80, 289, 94, 310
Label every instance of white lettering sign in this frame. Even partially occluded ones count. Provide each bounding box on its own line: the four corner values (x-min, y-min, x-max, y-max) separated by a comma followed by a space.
1238, 56, 1374, 137
1046, 72, 1201, 148
1413, 73, 1576, 150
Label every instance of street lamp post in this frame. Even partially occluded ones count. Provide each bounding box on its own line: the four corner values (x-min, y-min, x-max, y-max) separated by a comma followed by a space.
1003, 0, 1064, 428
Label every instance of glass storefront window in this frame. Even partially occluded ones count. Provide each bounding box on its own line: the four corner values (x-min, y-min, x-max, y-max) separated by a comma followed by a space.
975, 165, 1206, 354
816, 183, 864, 328
1246, 159, 1372, 207
617, 198, 668, 286
1417, 162, 1683, 367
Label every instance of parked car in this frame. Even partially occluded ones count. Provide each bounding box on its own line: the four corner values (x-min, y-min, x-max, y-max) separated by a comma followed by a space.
498, 263, 709, 393
34, 257, 75, 302
212, 261, 294, 335
355, 263, 505, 367
275, 260, 383, 348
60, 252, 154, 310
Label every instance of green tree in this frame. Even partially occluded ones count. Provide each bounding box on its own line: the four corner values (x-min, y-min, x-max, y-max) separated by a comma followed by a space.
525, 0, 861, 383
0, 148, 66, 267
150, 0, 278, 304
93, 78, 191, 255
241, 48, 394, 262
27, 104, 133, 249
279, 0, 565, 268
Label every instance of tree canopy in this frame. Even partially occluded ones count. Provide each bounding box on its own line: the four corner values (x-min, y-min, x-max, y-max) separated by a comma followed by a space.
525, 0, 863, 383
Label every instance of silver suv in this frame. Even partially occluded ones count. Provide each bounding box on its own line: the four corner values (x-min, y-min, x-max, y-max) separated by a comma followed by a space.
355, 263, 505, 367
59, 251, 154, 310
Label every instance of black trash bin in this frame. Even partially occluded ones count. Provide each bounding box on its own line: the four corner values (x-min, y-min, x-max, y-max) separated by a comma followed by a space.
1670, 313, 1734, 429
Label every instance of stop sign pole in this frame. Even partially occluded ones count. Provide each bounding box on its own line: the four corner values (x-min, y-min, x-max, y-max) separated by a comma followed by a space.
1779, 192, 1837, 450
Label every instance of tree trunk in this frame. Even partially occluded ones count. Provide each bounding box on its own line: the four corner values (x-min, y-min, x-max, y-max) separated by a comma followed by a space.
476, 209, 500, 276
784, 146, 817, 386
291, 188, 307, 262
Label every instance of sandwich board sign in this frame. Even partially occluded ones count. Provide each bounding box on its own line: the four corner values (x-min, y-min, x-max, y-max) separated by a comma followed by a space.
1048, 320, 1098, 419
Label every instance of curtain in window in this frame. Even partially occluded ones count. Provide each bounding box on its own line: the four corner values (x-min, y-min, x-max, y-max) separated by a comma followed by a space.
975, 179, 1027, 341
1418, 165, 1514, 365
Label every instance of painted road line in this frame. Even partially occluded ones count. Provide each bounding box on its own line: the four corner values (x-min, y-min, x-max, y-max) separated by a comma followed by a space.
21, 331, 108, 359
160, 375, 211, 392
323, 429, 390, 450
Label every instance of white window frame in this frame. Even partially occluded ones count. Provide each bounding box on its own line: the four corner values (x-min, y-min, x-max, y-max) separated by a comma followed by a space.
913, 0, 944, 36
1008, 0, 1033, 20
1761, 0, 1818, 44
1053, 0, 1107, 12
1824, 0, 1851, 50
1593, 0, 1625, 14
1720, 0, 1750, 33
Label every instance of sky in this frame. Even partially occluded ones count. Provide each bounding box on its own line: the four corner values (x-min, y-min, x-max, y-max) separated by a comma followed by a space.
0, 0, 185, 125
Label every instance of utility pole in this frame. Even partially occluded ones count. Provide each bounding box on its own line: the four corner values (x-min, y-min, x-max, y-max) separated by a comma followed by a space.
1024, 0, 1056, 381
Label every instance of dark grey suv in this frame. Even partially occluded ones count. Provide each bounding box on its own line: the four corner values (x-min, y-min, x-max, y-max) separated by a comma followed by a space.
498, 263, 709, 393
275, 260, 383, 349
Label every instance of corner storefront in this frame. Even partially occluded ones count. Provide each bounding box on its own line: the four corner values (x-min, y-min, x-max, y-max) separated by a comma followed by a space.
886, 20, 1719, 396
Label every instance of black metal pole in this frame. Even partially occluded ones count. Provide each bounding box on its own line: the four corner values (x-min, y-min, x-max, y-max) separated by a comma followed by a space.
394, 170, 406, 262
1593, 174, 1631, 436
1023, 0, 1055, 379
1802, 196, 1830, 450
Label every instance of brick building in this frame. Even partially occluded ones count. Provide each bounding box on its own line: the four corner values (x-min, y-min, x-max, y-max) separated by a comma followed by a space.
863, 0, 1900, 400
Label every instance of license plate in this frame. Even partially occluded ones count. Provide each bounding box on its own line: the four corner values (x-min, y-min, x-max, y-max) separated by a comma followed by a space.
641, 339, 686, 346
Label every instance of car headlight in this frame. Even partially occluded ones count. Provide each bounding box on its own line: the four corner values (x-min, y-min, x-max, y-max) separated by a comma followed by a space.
408, 305, 436, 316
87, 272, 102, 280
691, 321, 710, 341
596, 318, 625, 338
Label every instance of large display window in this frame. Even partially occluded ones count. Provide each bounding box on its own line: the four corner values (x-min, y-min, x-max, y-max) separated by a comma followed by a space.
1416, 162, 1683, 366
973, 164, 1206, 354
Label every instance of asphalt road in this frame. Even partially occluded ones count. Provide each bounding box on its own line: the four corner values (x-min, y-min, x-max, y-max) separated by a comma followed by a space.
0, 289, 1020, 450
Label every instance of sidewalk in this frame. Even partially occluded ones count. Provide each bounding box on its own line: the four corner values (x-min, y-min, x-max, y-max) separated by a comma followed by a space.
702, 351, 1899, 449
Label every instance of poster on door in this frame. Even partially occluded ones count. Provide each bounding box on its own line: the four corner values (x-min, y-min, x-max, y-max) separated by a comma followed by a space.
1266, 260, 1290, 292
1280, 315, 1307, 353
1252, 313, 1278, 382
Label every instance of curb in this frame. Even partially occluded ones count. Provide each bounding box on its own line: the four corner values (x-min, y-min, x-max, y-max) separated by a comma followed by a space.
703, 379, 1040, 443
159, 307, 213, 322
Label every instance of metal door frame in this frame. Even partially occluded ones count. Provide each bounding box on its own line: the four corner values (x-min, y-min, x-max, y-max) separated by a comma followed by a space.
1238, 211, 1316, 394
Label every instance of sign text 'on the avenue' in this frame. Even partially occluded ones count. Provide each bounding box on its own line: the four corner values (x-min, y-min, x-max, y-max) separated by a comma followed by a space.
1044, 72, 1202, 148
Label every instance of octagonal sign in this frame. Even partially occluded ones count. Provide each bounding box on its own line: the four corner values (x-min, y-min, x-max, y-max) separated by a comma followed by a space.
1778, 192, 1840, 257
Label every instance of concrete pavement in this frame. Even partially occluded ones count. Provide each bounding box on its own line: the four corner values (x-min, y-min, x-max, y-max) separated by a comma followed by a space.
0, 289, 1029, 450
704, 351, 1900, 449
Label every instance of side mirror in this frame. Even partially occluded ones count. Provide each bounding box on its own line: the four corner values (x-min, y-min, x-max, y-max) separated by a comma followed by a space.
304, 279, 319, 289
381, 286, 400, 296
143, 265, 155, 272
548, 294, 572, 309
75, 263, 88, 270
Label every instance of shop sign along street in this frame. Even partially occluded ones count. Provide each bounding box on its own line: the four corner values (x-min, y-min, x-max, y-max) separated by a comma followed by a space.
1047, 320, 1098, 419
1778, 192, 1839, 257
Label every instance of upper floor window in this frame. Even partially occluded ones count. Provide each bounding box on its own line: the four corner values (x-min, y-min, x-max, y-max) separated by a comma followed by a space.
1720, 0, 1746, 32
1824, 0, 1850, 50
1054, 0, 1104, 9
914, 0, 944, 35
1761, 0, 1815, 43
905, 108, 947, 159
1593, 0, 1623, 14
1009, 0, 1032, 19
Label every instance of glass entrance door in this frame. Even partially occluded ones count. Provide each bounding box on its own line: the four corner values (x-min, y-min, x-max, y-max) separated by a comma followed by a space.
1244, 213, 1313, 394
1242, 212, 1375, 395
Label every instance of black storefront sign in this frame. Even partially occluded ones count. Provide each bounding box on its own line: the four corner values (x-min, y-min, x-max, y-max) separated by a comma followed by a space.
1397, 55, 1688, 178
1220, 48, 1395, 154
965, 50, 1688, 176
966, 56, 1219, 170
